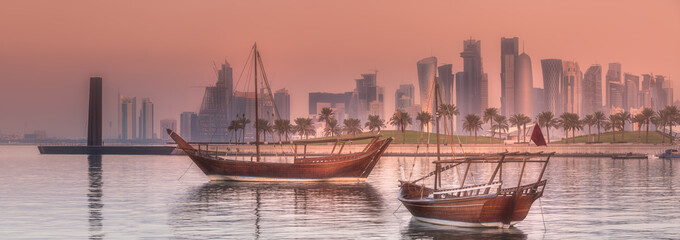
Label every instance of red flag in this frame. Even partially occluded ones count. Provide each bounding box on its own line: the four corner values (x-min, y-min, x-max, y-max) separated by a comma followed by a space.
531, 123, 547, 146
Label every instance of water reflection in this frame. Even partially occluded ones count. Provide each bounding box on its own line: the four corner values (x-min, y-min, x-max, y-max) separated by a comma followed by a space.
403, 218, 527, 240
87, 155, 104, 239
170, 182, 384, 239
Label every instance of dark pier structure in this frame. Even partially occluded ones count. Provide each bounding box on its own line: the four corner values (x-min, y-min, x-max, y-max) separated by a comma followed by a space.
38, 77, 175, 155
88, 77, 102, 146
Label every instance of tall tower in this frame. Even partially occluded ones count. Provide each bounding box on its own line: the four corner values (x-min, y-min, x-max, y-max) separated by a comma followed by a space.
274, 88, 291, 121
437, 64, 454, 105
140, 98, 154, 139
582, 65, 603, 116
501, 37, 519, 116
515, 52, 533, 117
87, 77, 102, 146
417, 57, 437, 114
562, 61, 582, 115
460, 39, 485, 115
541, 59, 563, 116
606, 63, 622, 110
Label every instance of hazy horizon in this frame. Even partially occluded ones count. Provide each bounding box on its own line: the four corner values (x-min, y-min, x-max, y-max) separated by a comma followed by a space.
1, 0, 679, 138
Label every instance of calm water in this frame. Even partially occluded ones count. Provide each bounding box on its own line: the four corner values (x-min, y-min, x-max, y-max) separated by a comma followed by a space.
1, 146, 679, 239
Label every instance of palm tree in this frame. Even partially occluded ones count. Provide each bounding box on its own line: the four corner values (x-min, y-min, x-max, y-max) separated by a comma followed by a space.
537, 111, 558, 143
593, 111, 606, 142
448, 104, 459, 142
509, 114, 522, 143
483, 108, 499, 142
318, 107, 334, 125
274, 119, 292, 143
239, 116, 251, 143
519, 114, 532, 143
463, 114, 483, 143
228, 120, 239, 143
568, 113, 582, 144
365, 114, 386, 133
438, 104, 450, 144
416, 111, 433, 144
254, 119, 272, 142
608, 113, 621, 143
492, 115, 509, 140
657, 109, 669, 144
641, 108, 656, 143
324, 118, 342, 137
663, 106, 680, 144
582, 114, 595, 143
619, 111, 632, 140
558, 113, 571, 144
389, 110, 412, 144
293, 117, 315, 140
632, 113, 646, 143
343, 118, 363, 136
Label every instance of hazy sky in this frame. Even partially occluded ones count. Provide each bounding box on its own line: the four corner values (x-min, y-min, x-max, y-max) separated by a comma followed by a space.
1, 0, 679, 138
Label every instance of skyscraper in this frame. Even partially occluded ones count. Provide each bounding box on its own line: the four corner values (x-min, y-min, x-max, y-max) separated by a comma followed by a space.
437, 64, 454, 105
581, 65, 603, 116
198, 60, 233, 142
139, 98, 154, 139
417, 57, 437, 114
119, 96, 136, 140
500, 37, 519, 116
457, 38, 486, 130
309, 92, 353, 116
541, 59, 563, 116
180, 112, 198, 141
369, 86, 385, 120
624, 73, 640, 111
351, 72, 383, 122
562, 61, 582, 115
606, 63, 622, 110
274, 88, 291, 121
395, 84, 415, 110
159, 119, 176, 142
515, 52, 533, 117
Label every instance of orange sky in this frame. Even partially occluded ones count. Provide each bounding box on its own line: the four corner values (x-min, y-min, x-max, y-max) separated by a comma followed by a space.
1, 0, 679, 138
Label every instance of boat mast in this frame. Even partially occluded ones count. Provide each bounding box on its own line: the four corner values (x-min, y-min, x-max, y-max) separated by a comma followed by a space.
254, 43, 261, 162
434, 72, 442, 190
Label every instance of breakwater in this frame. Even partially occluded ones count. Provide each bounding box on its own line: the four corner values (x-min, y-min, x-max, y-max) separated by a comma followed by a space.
179, 142, 677, 157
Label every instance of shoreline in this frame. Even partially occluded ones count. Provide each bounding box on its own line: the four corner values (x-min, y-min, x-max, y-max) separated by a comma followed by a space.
181, 143, 678, 158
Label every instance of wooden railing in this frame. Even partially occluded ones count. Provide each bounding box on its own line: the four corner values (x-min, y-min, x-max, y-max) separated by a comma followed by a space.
433, 181, 502, 198
498, 180, 546, 196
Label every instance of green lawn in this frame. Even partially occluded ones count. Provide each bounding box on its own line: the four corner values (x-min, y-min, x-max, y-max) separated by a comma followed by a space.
554, 130, 674, 144
294, 130, 503, 145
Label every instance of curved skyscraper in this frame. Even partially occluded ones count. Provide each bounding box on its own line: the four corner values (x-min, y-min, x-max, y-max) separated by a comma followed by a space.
417, 56, 437, 114
515, 53, 533, 117
541, 59, 563, 116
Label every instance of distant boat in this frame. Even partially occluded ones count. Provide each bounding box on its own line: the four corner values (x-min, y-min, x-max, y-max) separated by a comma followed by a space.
657, 149, 680, 159
397, 71, 552, 228
168, 43, 392, 182
611, 152, 648, 159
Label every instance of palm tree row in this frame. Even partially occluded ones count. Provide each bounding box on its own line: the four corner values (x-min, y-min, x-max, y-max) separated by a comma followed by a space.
229, 105, 680, 144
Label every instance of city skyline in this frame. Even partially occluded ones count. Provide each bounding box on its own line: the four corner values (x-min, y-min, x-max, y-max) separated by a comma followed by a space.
1, 0, 679, 138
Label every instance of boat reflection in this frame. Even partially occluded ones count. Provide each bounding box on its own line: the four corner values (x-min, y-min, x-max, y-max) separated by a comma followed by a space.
403, 218, 527, 240
87, 155, 104, 240
169, 182, 384, 239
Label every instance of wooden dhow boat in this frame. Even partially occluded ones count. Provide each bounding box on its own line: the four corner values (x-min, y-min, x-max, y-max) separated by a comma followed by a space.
397, 67, 551, 228
168, 43, 392, 182
169, 129, 391, 182
398, 152, 553, 228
